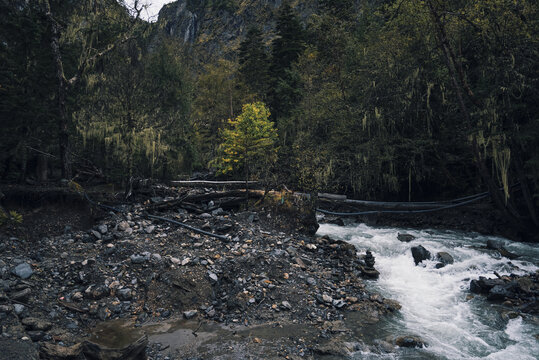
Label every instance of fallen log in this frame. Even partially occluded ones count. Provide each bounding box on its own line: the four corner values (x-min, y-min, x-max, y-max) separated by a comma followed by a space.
143, 190, 264, 212
171, 180, 259, 188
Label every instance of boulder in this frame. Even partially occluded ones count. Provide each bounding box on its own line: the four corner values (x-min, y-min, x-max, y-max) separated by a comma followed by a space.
395, 335, 425, 348
487, 282, 518, 301
411, 245, 431, 265
397, 233, 416, 242
469, 277, 505, 294
486, 239, 504, 250
435, 252, 454, 268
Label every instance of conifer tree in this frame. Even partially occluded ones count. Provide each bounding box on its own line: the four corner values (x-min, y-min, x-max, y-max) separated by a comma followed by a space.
269, 1, 305, 120
239, 26, 270, 99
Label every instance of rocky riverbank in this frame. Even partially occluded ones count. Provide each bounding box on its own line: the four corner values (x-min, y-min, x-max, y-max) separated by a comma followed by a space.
0, 186, 404, 359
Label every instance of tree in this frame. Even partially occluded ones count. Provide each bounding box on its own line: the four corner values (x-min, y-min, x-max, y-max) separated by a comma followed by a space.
239, 26, 270, 99
211, 102, 278, 190
193, 59, 254, 167
0, 1, 56, 181
42, 0, 146, 179
269, 1, 305, 120
75, 36, 194, 182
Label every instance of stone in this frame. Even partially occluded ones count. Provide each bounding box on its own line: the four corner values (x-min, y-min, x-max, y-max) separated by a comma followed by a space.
97, 224, 108, 234
151, 253, 162, 262
170, 257, 181, 265
488, 283, 517, 301
90, 230, 101, 240
85, 285, 109, 300
117, 288, 132, 301
208, 272, 218, 282
395, 335, 425, 348
322, 294, 333, 304
183, 310, 198, 319
397, 233, 416, 242
72, 292, 83, 301
306, 277, 317, 286
486, 239, 504, 250
215, 223, 233, 233
295, 257, 307, 269
470, 277, 505, 294
364, 250, 375, 268
21, 318, 53, 331
181, 258, 191, 266
436, 252, 454, 268
411, 245, 431, 265
13, 304, 25, 315
212, 208, 225, 216
27, 331, 45, 342
117, 221, 130, 231
383, 299, 402, 312
12, 263, 33, 279
97, 306, 111, 321
281, 301, 292, 310
144, 225, 155, 234
361, 266, 380, 279
285, 246, 297, 256
130, 254, 146, 264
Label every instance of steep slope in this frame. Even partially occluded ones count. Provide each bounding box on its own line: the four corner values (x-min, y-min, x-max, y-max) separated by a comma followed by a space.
156, 0, 318, 60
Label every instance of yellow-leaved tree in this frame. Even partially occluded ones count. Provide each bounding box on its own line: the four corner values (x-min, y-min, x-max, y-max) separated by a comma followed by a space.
212, 102, 278, 191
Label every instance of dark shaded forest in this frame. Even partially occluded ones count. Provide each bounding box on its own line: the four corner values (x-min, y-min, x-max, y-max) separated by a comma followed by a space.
1, 0, 538, 238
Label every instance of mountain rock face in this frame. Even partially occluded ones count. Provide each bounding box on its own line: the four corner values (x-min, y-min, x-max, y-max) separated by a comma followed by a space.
156, 0, 318, 59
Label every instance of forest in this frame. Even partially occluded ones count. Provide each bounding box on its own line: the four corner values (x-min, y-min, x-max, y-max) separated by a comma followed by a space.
1, 0, 538, 239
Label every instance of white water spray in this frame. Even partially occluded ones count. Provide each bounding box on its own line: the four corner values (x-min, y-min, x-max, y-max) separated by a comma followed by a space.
317, 223, 539, 359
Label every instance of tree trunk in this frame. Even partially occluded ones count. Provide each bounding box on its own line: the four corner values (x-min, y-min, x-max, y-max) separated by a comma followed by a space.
44, 0, 71, 179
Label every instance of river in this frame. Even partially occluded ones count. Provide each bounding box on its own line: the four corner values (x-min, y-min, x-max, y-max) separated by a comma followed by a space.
317, 223, 539, 359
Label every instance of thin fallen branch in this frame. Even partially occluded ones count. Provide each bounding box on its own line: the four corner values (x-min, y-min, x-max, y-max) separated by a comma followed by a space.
145, 214, 228, 241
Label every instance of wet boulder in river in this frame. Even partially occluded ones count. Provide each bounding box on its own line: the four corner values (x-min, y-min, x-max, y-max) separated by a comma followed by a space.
469, 276, 505, 294
486, 239, 504, 250
435, 252, 454, 268
411, 245, 431, 265
397, 233, 415, 242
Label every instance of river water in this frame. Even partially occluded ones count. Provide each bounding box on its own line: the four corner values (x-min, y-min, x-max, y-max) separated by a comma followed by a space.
317, 223, 539, 359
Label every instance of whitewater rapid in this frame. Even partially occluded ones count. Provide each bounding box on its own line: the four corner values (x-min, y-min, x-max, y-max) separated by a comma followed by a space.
317, 223, 539, 359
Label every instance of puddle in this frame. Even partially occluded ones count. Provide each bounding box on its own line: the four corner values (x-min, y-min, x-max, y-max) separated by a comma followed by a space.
89, 319, 145, 349
89, 318, 320, 357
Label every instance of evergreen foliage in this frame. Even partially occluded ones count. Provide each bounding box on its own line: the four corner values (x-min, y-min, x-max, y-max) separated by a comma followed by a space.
239, 26, 270, 100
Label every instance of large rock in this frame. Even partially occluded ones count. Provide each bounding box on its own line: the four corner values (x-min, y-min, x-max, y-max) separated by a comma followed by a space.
435, 252, 454, 268
486, 239, 504, 250
397, 233, 416, 242
487, 282, 518, 301
12, 263, 33, 279
411, 245, 431, 265
395, 335, 426, 348
469, 277, 505, 294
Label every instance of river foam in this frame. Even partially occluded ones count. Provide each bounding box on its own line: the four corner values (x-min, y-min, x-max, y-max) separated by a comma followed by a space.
317, 223, 539, 359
